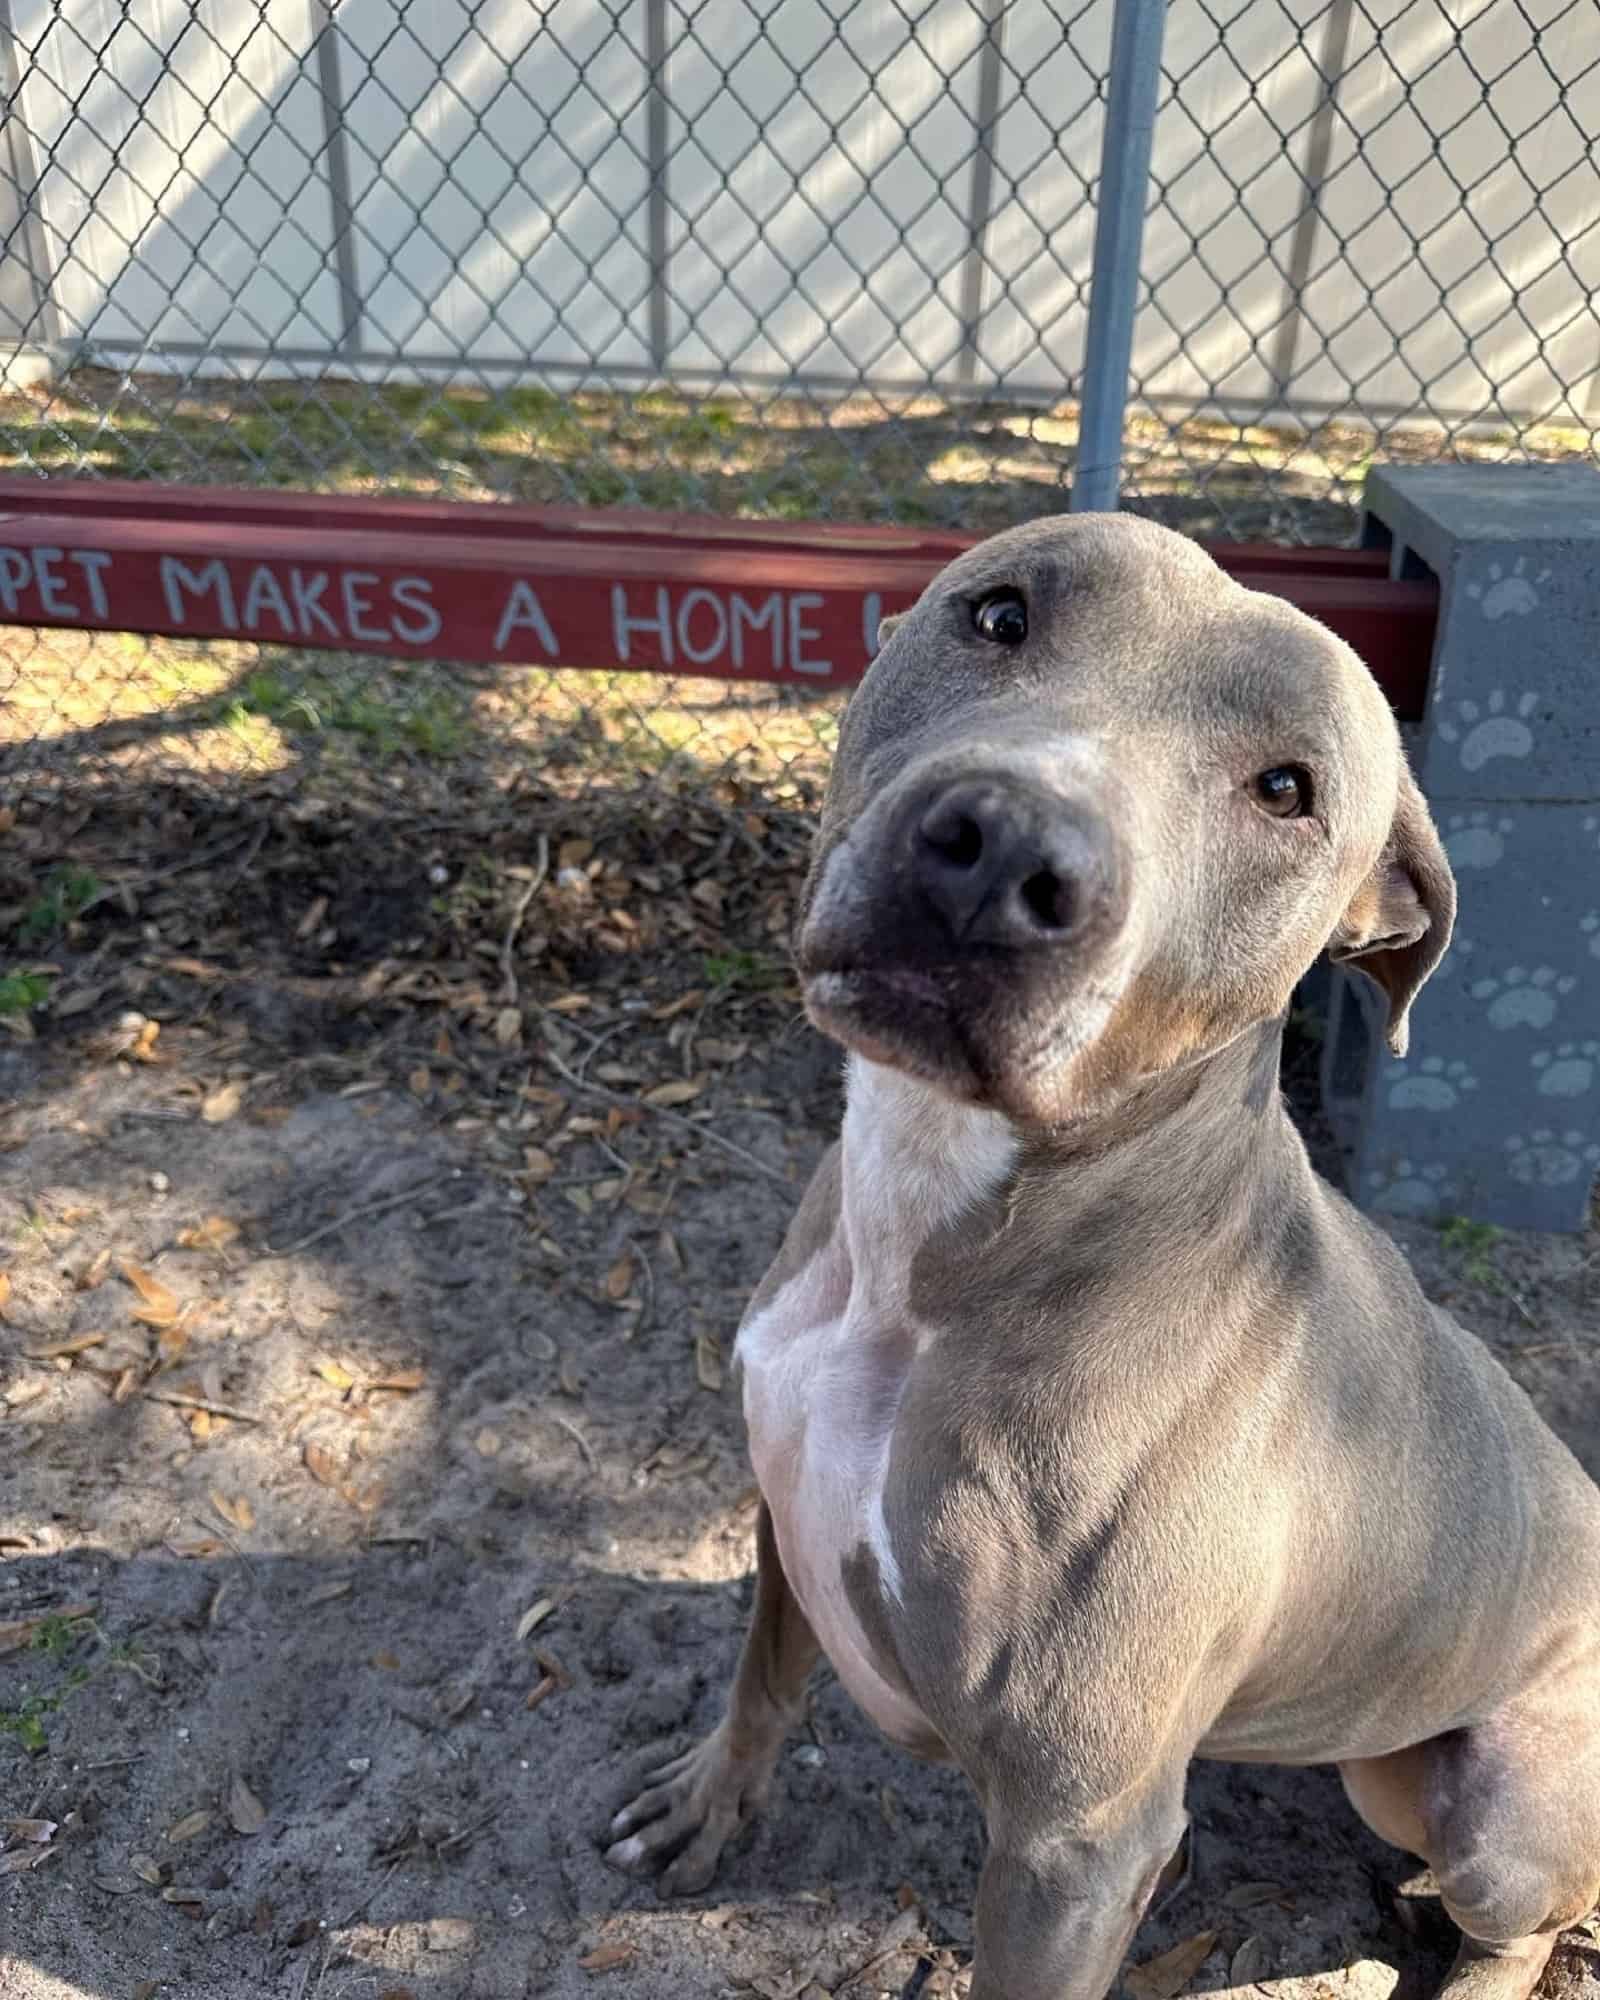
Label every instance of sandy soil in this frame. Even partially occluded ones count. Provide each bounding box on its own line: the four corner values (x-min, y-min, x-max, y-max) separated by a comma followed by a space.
3, 778, 1598, 2000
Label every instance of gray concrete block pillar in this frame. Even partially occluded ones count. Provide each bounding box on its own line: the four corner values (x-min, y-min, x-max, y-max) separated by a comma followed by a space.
1323, 464, 1600, 1232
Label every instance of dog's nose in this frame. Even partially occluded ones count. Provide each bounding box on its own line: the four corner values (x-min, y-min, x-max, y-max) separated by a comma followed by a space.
912, 778, 1114, 949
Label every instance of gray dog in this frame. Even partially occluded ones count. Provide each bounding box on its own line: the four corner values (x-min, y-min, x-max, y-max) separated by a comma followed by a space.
605, 514, 1600, 2000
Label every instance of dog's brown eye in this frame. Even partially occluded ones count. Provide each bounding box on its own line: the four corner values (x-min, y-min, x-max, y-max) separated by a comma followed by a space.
973, 590, 1027, 645
1254, 765, 1311, 818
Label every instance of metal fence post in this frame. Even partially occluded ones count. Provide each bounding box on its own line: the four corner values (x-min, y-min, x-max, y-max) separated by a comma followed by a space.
1071, 0, 1168, 515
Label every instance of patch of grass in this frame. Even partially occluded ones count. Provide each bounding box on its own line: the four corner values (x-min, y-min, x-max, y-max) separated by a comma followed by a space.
703, 947, 785, 991
225, 668, 472, 762
17, 864, 100, 946
0, 1617, 158, 1757
0, 969, 52, 1015
1439, 1214, 1501, 1286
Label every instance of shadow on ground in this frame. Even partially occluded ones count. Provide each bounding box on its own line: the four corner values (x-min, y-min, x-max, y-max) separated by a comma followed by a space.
4, 741, 1599, 1999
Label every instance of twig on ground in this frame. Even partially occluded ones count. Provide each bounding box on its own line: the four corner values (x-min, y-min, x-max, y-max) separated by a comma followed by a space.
263, 1172, 456, 1256
551, 1412, 596, 1470
200, 1512, 259, 1589
78, 834, 261, 921
499, 833, 549, 1005
143, 1390, 263, 1426
540, 1044, 788, 1186
333, 1856, 405, 1930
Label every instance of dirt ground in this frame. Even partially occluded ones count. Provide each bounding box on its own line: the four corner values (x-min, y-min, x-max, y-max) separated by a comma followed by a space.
3, 768, 1600, 2000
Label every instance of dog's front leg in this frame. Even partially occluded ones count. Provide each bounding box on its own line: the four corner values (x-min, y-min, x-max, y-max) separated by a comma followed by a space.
970, 1777, 1189, 2000
605, 1502, 819, 1895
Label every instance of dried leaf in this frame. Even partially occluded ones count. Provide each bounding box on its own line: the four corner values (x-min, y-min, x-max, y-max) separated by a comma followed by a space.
1123, 1930, 1219, 2000
603, 1253, 634, 1302
120, 1262, 180, 1328
303, 1443, 343, 1488
578, 1943, 636, 1973
165, 1810, 213, 1845
1223, 1882, 1289, 1910
1231, 1935, 1269, 1986
695, 1332, 724, 1393
643, 1078, 704, 1108
210, 1492, 255, 1533
545, 991, 591, 1014
132, 1019, 161, 1063
515, 1598, 556, 1642
494, 1006, 522, 1047
525, 1675, 558, 1710
159, 1325, 191, 1366
296, 895, 328, 939
370, 1650, 401, 1671
4, 1819, 57, 1843
311, 1356, 356, 1391
371, 1367, 424, 1392
557, 1351, 582, 1398
166, 1535, 224, 1559
474, 1427, 502, 1458
532, 1647, 572, 1689
23, 1333, 104, 1360
697, 1037, 747, 1065
178, 1216, 239, 1252
0, 1270, 10, 1315
0, 1846, 53, 1874
408, 1067, 431, 1097
522, 1147, 555, 1182
76, 1246, 113, 1291
305, 1580, 351, 1607
227, 1775, 267, 1836
130, 1854, 164, 1886
201, 1081, 243, 1124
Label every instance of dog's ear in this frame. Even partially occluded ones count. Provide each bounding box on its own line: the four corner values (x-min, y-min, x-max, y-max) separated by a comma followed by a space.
1329, 769, 1456, 1058
876, 611, 905, 649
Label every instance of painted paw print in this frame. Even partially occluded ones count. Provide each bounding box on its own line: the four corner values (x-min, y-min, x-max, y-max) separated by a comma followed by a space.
1366, 1159, 1458, 1218
1469, 965, 1575, 1031
1442, 811, 1514, 871
1504, 1131, 1600, 1188
1465, 558, 1549, 620
1583, 913, 1600, 962
1435, 691, 1539, 772
1386, 1056, 1478, 1112
1532, 1042, 1599, 1099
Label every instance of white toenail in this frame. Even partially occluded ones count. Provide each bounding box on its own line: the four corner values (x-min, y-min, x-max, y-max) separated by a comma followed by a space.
609, 1810, 630, 1836
614, 1835, 644, 1866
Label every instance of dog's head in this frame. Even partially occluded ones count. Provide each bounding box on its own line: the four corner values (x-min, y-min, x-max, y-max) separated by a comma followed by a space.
796, 514, 1454, 1126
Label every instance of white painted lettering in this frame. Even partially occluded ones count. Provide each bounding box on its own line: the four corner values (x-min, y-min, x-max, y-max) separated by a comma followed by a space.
675, 587, 729, 666
241, 565, 295, 636
391, 575, 442, 646
612, 583, 673, 665
729, 591, 782, 672
492, 580, 559, 656
0, 549, 32, 615
788, 592, 831, 677
289, 568, 338, 640
161, 557, 237, 631
340, 571, 388, 646
31, 547, 77, 618
68, 549, 112, 619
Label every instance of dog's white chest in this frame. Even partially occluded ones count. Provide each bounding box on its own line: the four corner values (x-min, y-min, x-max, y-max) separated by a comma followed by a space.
735, 1062, 1017, 1749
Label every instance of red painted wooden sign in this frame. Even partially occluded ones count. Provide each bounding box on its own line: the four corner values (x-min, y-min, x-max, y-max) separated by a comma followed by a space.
0, 480, 1437, 715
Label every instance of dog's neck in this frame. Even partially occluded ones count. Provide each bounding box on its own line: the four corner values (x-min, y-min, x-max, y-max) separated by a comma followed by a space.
840, 1017, 1302, 1265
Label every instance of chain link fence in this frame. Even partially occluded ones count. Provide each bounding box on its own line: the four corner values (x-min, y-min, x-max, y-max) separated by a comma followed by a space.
1, 0, 1597, 802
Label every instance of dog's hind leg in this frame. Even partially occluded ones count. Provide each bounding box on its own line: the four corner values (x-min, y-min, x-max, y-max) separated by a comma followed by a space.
603, 1503, 819, 1896
1341, 1661, 1600, 2000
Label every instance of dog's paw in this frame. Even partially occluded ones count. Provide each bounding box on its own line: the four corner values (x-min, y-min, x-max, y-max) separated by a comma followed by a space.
603, 1723, 772, 1897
